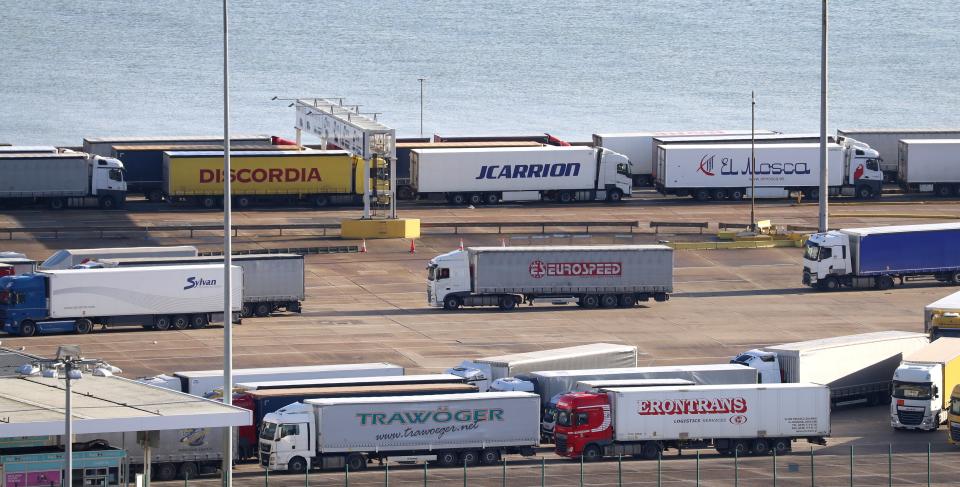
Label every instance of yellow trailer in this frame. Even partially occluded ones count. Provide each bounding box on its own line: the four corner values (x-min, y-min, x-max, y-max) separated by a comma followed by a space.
926, 291, 960, 339
162, 150, 368, 208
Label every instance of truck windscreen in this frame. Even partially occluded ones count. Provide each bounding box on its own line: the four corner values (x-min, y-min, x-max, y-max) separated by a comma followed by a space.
803, 242, 820, 261
259, 422, 278, 440
952, 397, 960, 415
893, 381, 932, 400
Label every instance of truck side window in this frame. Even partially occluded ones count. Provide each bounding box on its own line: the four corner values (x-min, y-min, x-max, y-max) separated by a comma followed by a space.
866, 159, 879, 171
820, 247, 832, 260
280, 424, 299, 437
575, 412, 589, 426
438, 268, 450, 280
109, 168, 123, 181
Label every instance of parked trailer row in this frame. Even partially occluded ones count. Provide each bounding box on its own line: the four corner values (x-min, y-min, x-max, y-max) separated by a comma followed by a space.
836, 129, 960, 182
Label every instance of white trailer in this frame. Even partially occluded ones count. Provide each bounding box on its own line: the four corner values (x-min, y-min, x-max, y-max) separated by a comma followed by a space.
897, 139, 960, 196
574, 378, 695, 391
96, 253, 304, 317
80, 428, 234, 481
837, 128, 960, 181
428, 245, 673, 311
654, 142, 884, 201
592, 130, 775, 186
0, 153, 127, 209
141, 363, 405, 397
410, 146, 632, 204
447, 343, 638, 392
82, 134, 273, 157
0, 146, 59, 154
733, 331, 929, 407
258, 392, 540, 472
554, 384, 829, 460
40, 245, 198, 270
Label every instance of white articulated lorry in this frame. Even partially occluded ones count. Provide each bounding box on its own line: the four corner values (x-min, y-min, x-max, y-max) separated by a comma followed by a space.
447, 343, 638, 392
41, 245, 198, 270
897, 139, 960, 197
890, 337, 960, 431
427, 245, 672, 311
491, 364, 758, 443
1, 264, 241, 336
0, 152, 127, 209
592, 130, 776, 186
733, 331, 929, 407
837, 129, 960, 182
410, 146, 632, 204
554, 384, 830, 460
258, 392, 540, 473
654, 142, 883, 201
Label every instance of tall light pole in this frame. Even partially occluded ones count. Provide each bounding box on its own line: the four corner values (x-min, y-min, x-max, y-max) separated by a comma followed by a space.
750, 90, 757, 232
17, 346, 121, 487
418, 77, 425, 138
221, 0, 234, 486
818, 0, 829, 232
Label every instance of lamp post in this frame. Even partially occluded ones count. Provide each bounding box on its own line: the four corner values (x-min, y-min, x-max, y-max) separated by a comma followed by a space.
750, 91, 757, 232
418, 77, 426, 138
818, 0, 829, 232
221, 1, 234, 487
17, 346, 121, 487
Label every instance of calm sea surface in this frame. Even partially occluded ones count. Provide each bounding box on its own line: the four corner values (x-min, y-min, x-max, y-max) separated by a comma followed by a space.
2, 1, 959, 145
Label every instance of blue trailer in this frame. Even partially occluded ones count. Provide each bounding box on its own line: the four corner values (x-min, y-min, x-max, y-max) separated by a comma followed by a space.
802, 222, 960, 290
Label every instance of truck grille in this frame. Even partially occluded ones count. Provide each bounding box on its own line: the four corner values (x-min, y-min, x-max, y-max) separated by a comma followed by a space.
898, 410, 924, 426
951, 423, 960, 442
555, 434, 567, 453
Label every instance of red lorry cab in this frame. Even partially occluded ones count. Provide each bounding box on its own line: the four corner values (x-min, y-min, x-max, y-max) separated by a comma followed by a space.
554, 391, 613, 458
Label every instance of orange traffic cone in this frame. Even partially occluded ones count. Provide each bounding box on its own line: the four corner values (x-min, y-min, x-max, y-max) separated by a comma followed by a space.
360, 239, 367, 253
409, 239, 416, 254
458, 239, 464, 251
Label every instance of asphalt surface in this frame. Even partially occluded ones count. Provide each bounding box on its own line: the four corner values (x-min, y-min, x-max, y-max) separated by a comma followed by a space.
2, 193, 960, 486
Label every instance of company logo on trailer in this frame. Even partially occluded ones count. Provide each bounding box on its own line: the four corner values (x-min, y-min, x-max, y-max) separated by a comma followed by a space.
199, 167, 324, 184
184, 276, 217, 290
729, 414, 747, 425
696, 154, 812, 176
528, 260, 622, 279
475, 163, 581, 180
697, 155, 716, 176
637, 397, 748, 415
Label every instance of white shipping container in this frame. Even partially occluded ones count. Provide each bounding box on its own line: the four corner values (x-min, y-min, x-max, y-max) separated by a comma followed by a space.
173, 363, 404, 396
82, 134, 272, 157
609, 383, 830, 442
42, 265, 242, 319
411, 146, 602, 193
656, 143, 843, 190
838, 129, 960, 174
309, 392, 540, 452
897, 139, 960, 184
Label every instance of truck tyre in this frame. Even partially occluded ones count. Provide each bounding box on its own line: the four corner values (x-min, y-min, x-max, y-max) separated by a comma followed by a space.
559, 191, 574, 203
190, 314, 208, 329
74, 318, 93, 335
483, 193, 499, 205
312, 195, 329, 207
856, 185, 873, 199
172, 315, 190, 330
450, 193, 468, 205
287, 456, 307, 474
154, 316, 171, 331
729, 189, 745, 201
480, 449, 500, 465
711, 188, 728, 200
235, 196, 251, 208
936, 184, 953, 197
443, 295, 461, 310
751, 439, 769, 456
820, 276, 839, 291
582, 444, 602, 462
876, 275, 894, 290
498, 296, 517, 311
469, 193, 483, 205
155, 463, 177, 482
459, 450, 480, 466
19, 320, 36, 337
600, 294, 619, 308
241, 303, 253, 318
606, 189, 623, 202
254, 303, 271, 317
177, 462, 198, 481
147, 190, 165, 203
346, 453, 366, 471
436, 451, 458, 467
730, 440, 749, 457
287, 301, 302, 313
693, 189, 711, 201
619, 294, 637, 308
48, 198, 66, 210
950, 271, 960, 285
397, 186, 415, 200
771, 438, 790, 455
581, 294, 600, 309
201, 196, 218, 209
654, 293, 668, 302
642, 441, 661, 460
99, 196, 117, 209
804, 188, 819, 201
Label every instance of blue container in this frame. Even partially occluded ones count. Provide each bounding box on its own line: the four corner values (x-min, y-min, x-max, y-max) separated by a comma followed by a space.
854, 226, 960, 275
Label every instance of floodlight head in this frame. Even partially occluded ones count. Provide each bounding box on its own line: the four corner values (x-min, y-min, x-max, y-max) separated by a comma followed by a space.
16, 364, 39, 376
41, 369, 59, 379
92, 367, 113, 377
56, 345, 82, 361
67, 369, 82, 380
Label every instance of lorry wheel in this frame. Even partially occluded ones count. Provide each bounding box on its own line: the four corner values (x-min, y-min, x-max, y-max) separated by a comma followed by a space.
201, 196, 218, 209
459, 450, 480, 466
642, 441, 661, 460
480, 448, 500, 465
155, 463, 177, 482
606, 189, 623, 202
582, 444, 602, 462
74, 318, 93, 334
443, 296, 461, 310
654, 293, 668, 302
287, 456, 307, 474
254, 303, 271, 317
804, 188, 819, 201
693, 189, 711, 201
241, 303, 253, 317
436, 451, 458, 467
397, 186, 415, 200
731, 440, 749, 457
618, 294, 637, 308
469, 193, 483, 205
876, 276, 894, 290
856, 185, 874, 199
711, 188, 728, 200
498, 296, 517, 311
771, 438, 790, 455
154, 316, 171, 331
172, 315, 190, 330
190, 314, 208, 329
287, 301, 302, 313
580, 294, 599, 309
729, 189, 744, 201
312, 195, 329, 207
48, 198, 66, 210
236, 196, 251, 208
19, 320, 36, 337
147, 190, 164, 203
600, 294, 619, 308
483, 193, 499, 205
99, 196, 117, 209
950, 271, 960, 285
177, 462, 198, 480
751, 439, 769, 456
820, 276, 839, 291
346, 453, 366, 471
559, 191, 574, 203
936, 184, 953, 197
447, 193, 465, 205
